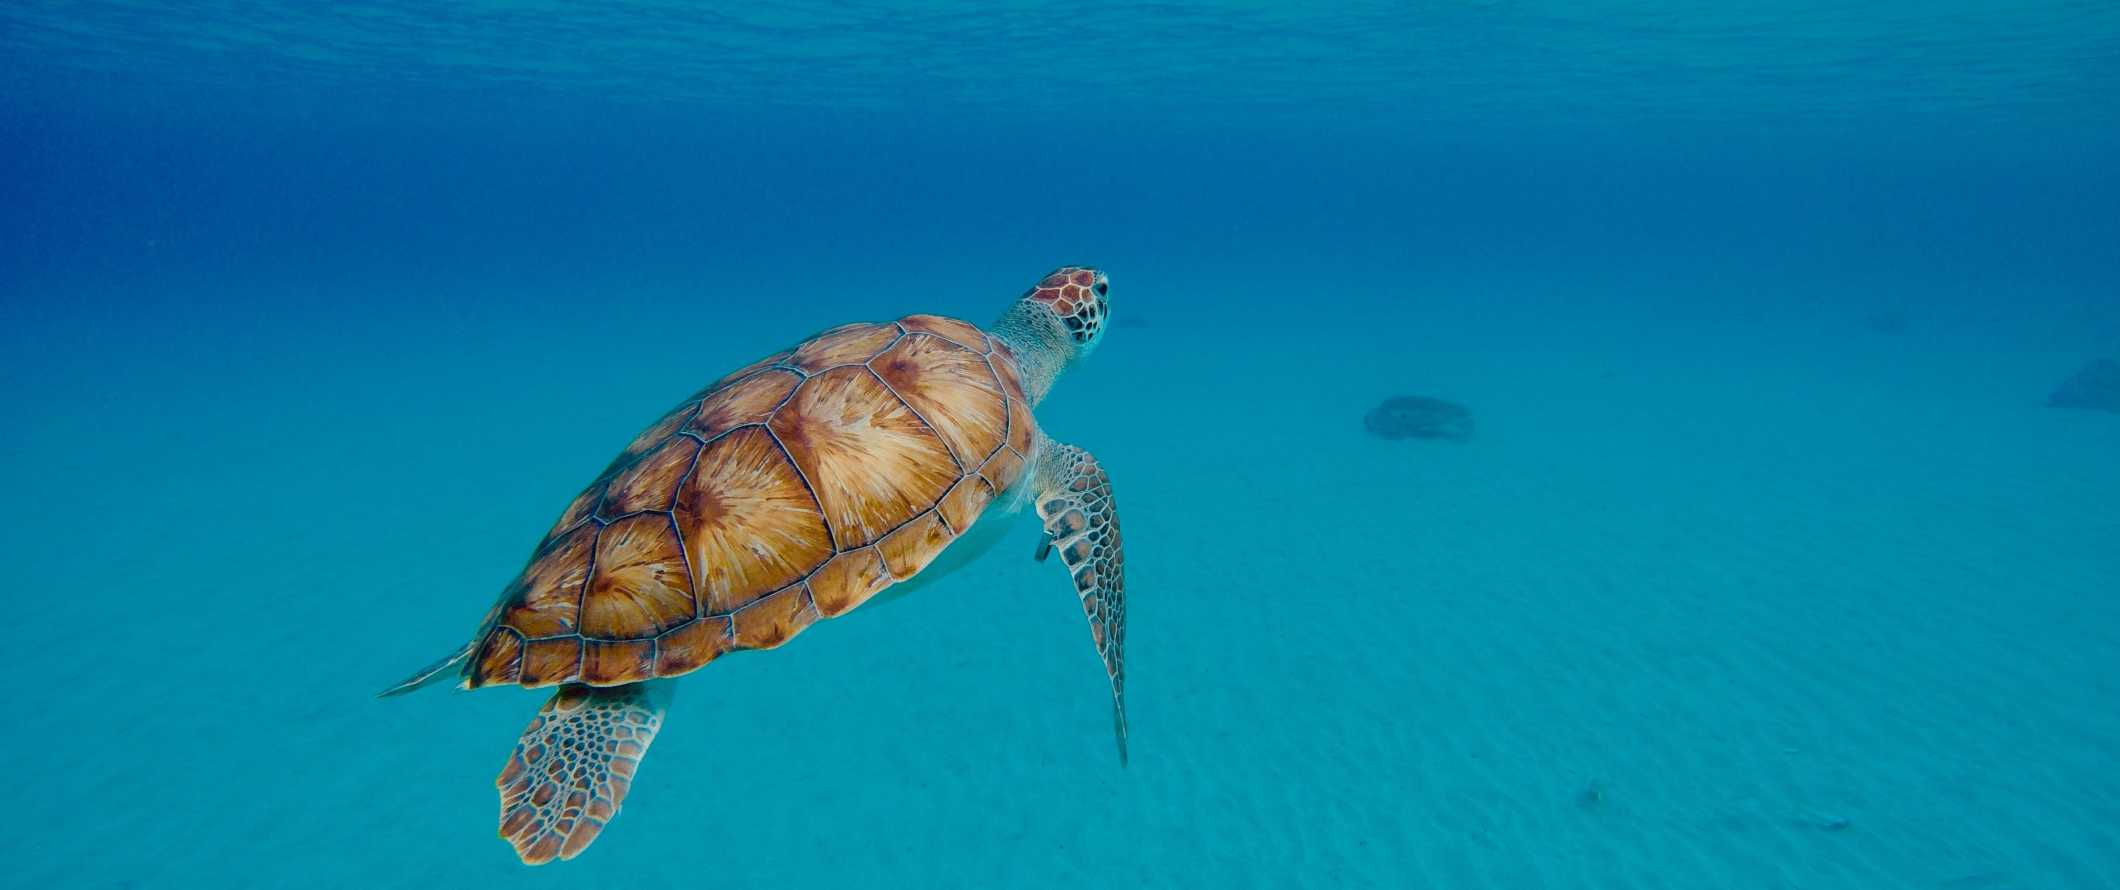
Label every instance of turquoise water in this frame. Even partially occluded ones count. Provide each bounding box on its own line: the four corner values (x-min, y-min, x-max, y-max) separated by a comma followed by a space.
5, 3, 2118, 888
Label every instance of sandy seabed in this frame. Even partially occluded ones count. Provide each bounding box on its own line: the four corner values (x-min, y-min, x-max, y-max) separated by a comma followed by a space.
8, 275, 2116, 889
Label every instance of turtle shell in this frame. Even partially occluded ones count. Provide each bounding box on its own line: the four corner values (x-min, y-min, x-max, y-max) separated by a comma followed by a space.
462, 315, 1039, 689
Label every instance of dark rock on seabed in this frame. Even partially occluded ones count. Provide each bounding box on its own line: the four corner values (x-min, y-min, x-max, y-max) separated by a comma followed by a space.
1364, 395, 1474, 441
2048, 358, 2120, 414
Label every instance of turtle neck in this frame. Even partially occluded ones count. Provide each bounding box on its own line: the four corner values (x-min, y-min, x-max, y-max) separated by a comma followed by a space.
989, 301, 1076, 406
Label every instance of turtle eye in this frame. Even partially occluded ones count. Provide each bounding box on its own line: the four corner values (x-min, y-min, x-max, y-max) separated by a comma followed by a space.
1093, 281, 1108, 297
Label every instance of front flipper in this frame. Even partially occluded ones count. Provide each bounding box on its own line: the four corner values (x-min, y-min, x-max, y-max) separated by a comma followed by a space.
496, 682, 670, 864
1033, 441, 1128, 765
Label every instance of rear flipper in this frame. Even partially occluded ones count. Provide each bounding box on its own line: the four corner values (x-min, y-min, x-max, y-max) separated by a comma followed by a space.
497, 682, 670, 864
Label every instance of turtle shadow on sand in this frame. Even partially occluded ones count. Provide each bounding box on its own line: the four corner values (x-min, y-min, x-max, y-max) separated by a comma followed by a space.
1364, 395, 1474, 442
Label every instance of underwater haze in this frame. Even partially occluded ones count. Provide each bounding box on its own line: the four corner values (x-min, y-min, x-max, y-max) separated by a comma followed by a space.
4, 2, 2119, 888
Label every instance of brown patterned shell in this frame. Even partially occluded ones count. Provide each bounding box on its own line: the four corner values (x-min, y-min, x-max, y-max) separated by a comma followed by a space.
460, 315, 1039, 690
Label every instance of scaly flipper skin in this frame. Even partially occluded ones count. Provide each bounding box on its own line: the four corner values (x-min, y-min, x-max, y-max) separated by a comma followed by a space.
496, 682, 669, 864
1033, 440, 1128, 764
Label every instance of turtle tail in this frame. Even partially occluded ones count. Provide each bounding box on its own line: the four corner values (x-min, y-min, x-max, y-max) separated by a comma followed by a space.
377, 639, 477, 698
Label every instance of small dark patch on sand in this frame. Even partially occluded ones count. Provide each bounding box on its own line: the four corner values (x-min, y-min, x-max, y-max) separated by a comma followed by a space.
1938, 871, 2015, 889
1791, 805, 1853, 833
1809, 814, 1853, 832
1863, 309, 1909, 334
1365, 395, 1474, 442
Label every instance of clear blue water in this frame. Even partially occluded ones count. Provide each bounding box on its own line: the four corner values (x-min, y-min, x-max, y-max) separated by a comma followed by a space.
4, 3, 2118, 888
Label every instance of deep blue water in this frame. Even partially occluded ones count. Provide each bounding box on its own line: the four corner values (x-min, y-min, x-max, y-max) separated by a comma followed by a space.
4, 4, 2118, 888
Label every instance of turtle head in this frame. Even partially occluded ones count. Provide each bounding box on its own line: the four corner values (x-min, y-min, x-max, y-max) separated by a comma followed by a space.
1020, 266, 1111, 355
992, 266, 1111, 404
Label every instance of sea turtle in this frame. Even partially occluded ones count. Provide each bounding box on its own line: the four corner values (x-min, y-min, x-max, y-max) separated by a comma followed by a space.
381, 266, 1127, 864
